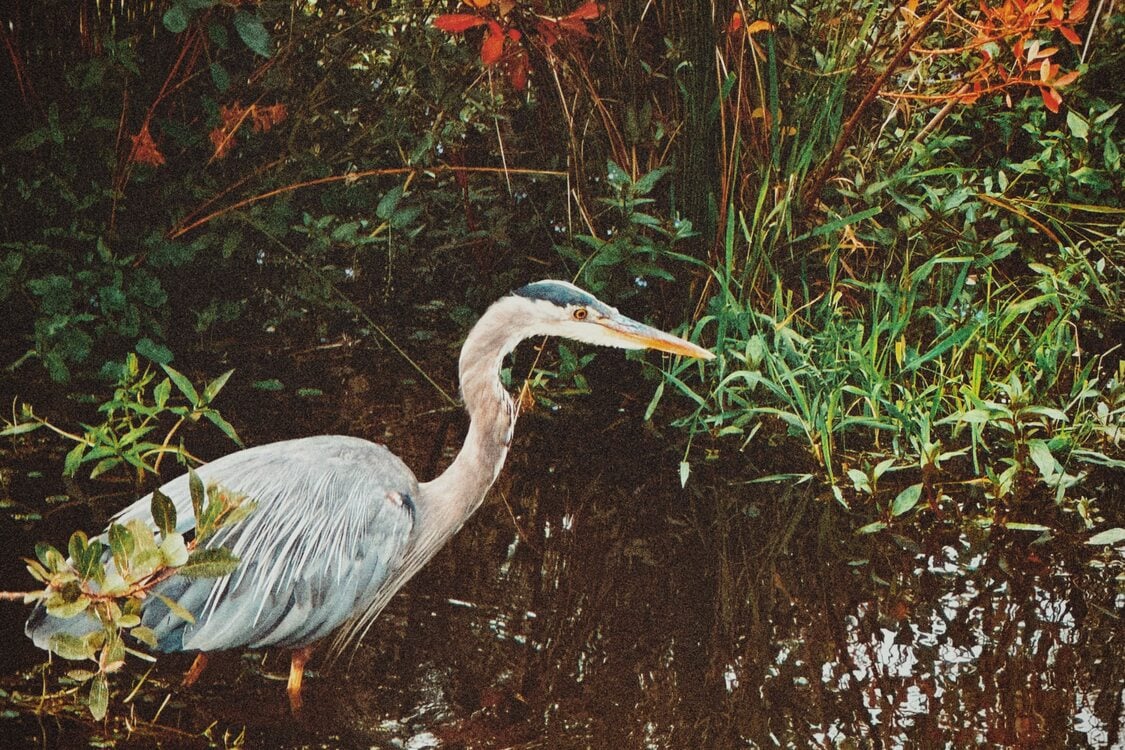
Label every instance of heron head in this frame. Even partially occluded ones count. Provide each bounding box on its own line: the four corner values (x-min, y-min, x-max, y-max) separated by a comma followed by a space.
512, 280, 714, 360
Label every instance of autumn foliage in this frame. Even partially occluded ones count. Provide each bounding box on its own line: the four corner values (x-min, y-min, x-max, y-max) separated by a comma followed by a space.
896, 0, 1088, 113
433, 1, 601, 90
209, 101, 288, 160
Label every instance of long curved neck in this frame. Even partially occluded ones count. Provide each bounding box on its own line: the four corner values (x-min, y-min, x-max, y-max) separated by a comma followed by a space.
417, 297, 523, 535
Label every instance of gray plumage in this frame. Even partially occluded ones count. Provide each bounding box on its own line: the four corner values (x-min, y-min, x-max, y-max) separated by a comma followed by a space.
25, 280, 712, 701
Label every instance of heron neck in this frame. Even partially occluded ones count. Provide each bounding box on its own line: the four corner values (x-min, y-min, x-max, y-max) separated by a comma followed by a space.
418, 298, 522, 533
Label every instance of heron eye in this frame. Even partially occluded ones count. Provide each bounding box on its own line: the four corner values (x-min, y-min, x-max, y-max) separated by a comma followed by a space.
572, 307, 589, 321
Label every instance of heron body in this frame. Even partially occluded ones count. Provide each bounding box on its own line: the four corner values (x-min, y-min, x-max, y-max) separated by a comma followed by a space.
26, 280, 712, 710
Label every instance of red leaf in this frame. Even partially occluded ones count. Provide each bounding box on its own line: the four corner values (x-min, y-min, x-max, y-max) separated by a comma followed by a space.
557, 18, 592, 37
536, 19, 560, 47
728, 11, 743, 33
1059, 25, 1081, 45
1040, 87, 1062, 113
434, 14, 488, 33
565, 2, 601, 21
480, 22, 505, 65
508, 48, 529, 90
250, 103, 287, 132
1053, 69, 1080, 87
129, 124, 165, 167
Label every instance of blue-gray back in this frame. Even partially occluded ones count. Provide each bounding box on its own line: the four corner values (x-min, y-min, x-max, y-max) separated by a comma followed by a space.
111, 435, 417, 652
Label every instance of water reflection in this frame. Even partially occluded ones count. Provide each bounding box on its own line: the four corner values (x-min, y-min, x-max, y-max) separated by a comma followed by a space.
0, 370, 1121, 748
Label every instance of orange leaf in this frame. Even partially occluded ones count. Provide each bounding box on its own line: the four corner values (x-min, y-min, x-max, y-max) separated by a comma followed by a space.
1069, 0, 1089, 21
481, 22, 505, 65
209, 127, 235, 159
1059, 25, 1080, 44
461, 0, 490, 7
1040, 86, 1062, 113
129, 124, 165, 167
536, 19, 560, 47
746, 20, 774, 35
565, 2, 601, 21
728, 11, 743, 33
1053, 69, 1080, 87
434, 14, 488, 33
507, 48, 529, 90
251, 103, 287, 133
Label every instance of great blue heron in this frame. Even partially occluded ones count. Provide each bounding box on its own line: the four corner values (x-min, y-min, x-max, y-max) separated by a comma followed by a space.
26, 280, 713, 710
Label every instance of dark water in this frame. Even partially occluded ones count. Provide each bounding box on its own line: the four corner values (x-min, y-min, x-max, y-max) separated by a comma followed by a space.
1, 350, 1121, 749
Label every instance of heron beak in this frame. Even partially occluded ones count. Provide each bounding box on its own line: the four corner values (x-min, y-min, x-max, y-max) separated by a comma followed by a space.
599, 313, 715, 360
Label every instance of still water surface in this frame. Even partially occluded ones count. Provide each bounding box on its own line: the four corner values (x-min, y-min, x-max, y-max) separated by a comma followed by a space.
0, 353, 1120, 748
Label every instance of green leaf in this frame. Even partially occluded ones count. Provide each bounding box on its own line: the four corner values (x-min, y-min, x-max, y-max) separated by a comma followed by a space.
252, 378, 284, 391
162, 364, 199, 405
218, 499, 257, 530
116, 614, 141, 629
1027, 439, 1060, 480
49, 632, 96, 661
107, 524, 135, 575
162, 5, 189, 34
202, 368, 234, 404
376, 186, 404, 220
63, 442, 87, 476
390, 205, 422, 229
890, 483, 923, 517
189, 469, 205, 523
678, 460, 690, 488
855, 521, 887, 535
846, 469, 870, 493
233, 11, 272, 57
88, 674, 109, 720
125, 519, 157, 554
1087, 528, 1125, 546
0, 420, 41, 436
136, 337, 173, 364
210, 61, 231, 92
160, 532, 189, 567
1003, 522, 1051, 532
208, 20, 229, 49
130, 626, 158, 649
25, 560, 50, 583
151, 488, 177, 537
68, 531, 88, 568
606, 159, 629, 189
154, 377, 172, 409
180, 548, 240, 578
202, 410, 243, 446
35, 542, 66, 573
632, 166, 672, 195
155, 593, 196, 624
1066, 110, 1089, 140
46, 596, 91, 619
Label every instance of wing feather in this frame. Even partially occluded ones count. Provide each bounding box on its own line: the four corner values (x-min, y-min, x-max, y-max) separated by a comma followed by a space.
117, 435, 417, 652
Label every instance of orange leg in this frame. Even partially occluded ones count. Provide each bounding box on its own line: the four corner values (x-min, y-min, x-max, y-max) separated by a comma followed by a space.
287, 645, 316, 713
183, 652, 209, 687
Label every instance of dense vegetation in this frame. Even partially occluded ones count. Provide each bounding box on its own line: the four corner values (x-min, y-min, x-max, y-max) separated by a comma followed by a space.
0, 0, 1122, 723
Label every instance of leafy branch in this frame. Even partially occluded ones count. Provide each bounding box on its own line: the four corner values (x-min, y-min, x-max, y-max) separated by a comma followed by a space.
14, 470, 255, 720
2, 353, 241, 481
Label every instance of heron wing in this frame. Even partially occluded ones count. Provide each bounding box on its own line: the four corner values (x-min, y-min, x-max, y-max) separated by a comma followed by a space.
113, 435, 417, 652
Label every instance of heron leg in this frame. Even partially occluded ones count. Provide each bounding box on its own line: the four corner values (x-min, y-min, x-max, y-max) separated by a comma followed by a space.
183, 653, 209, 687
287, 645, 315, 713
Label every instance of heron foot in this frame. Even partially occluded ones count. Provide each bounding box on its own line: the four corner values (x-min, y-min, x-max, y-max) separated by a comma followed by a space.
183, 653, 209, 687
287, 645, 316, 714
